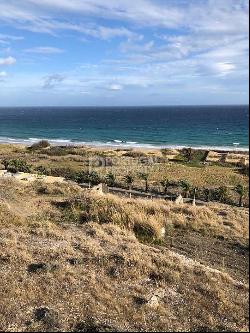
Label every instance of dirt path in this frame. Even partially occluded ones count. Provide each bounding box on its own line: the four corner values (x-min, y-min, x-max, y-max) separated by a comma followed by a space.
163, 230, 249, 283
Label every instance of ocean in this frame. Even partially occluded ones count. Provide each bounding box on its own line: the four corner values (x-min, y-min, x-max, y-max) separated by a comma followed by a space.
0, 105, 249, 151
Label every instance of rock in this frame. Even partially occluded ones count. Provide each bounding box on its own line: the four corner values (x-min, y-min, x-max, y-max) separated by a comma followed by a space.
175, 194, 184, 205
92, 183, 109, 195
147, 289, 166, 308
148, 295, 160, 308
161, 227, 166, 238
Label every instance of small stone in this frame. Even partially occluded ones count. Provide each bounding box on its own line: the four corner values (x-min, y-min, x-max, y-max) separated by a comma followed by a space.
148, 295, 160, 308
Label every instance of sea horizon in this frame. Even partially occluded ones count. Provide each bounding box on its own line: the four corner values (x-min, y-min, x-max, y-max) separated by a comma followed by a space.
0, 105, 249, 151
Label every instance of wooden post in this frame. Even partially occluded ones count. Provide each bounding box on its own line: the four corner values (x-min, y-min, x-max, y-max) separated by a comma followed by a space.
192, 188, 197, 206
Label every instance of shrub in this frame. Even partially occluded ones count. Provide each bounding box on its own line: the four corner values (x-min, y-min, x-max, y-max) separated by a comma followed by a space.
35, 185, 50, 195
3, 159, 31, 173
74, 171, 101, 185
241, 164, 249, 176
35, 166, 50, 176
105, 172, 116, 187
122, 151, 147, 158
30, 140, 50, 150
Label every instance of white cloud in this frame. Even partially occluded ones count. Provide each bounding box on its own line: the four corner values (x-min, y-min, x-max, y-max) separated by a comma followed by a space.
0, 0, 248, 33
0, 33, 24, 41
0, 0, 248, 105
0, 56, 16, 65
0, 71, 7, 77
85, 26, 141, 40
120, 40, 154, 53
108, 84, 123, 91
25, 46, 64, 54
209, 62, 236, 76
22, 0, 184, 28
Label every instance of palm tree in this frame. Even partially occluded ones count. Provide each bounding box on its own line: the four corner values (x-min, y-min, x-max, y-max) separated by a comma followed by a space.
218, 186, 228, 203
160, 179, 171, 195
124, 174, 134, 191
105, 172, 116, 187
183, 147, 193, 162
204, 188, 211, 202
179, 180, 192, 198
234, 184, 246, 207
88, 171, 101, 186
138, 172, 149, 192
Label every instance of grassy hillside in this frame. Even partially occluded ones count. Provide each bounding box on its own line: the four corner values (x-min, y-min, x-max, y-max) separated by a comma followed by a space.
0, 179, 249, 332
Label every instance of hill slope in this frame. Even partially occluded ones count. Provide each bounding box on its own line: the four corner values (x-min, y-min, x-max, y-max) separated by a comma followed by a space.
0, 179, 249, 332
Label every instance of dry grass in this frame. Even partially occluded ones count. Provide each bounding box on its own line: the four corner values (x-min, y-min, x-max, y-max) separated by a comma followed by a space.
0, 179, 248, 243
0, 160, 249, 331
1, 219, 248, 332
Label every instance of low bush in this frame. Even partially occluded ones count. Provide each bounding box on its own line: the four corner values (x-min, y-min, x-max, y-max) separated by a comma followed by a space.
2, 159, 31, 173
29, 140, 50, 150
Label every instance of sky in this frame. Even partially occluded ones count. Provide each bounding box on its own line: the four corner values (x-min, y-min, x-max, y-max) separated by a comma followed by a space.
0, 0, 249, 106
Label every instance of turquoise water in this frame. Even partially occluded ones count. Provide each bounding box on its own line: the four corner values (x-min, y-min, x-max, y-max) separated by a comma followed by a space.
0, 105, 249, 150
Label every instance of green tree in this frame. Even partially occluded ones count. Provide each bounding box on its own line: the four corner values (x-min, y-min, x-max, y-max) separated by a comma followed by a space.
179, 180, 192, 198
242, 164, 249, 176
74, 171, 89, 184
204, 188, 212, 202
218, 186, 228, 203
105, 172, 116, 187
160, 179, 171, 195
138, 172, 149, 192
234, 184, 246, 207
74, 171, 100, 186
183, 147, 193, 162
88, 171, 101, 186
124, 174, 134, 191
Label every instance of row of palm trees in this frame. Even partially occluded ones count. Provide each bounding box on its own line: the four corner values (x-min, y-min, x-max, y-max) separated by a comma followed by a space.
106, 172, 247, 207
72, 170, 247, 207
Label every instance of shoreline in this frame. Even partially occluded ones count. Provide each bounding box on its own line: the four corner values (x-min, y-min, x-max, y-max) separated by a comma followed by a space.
0, 140, 249, 154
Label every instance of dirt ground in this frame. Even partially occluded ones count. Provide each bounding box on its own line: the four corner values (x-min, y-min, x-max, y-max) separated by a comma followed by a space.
164, 230, 249, 283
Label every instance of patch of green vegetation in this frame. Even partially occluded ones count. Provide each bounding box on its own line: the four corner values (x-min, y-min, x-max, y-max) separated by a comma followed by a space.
173, 149, 208, 167
2, 159, 31, 173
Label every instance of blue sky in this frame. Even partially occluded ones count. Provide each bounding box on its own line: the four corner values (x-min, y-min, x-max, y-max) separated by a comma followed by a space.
0, 0, 249, 106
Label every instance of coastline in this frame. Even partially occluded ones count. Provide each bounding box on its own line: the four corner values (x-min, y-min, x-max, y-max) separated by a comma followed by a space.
0, 139, 249, 155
